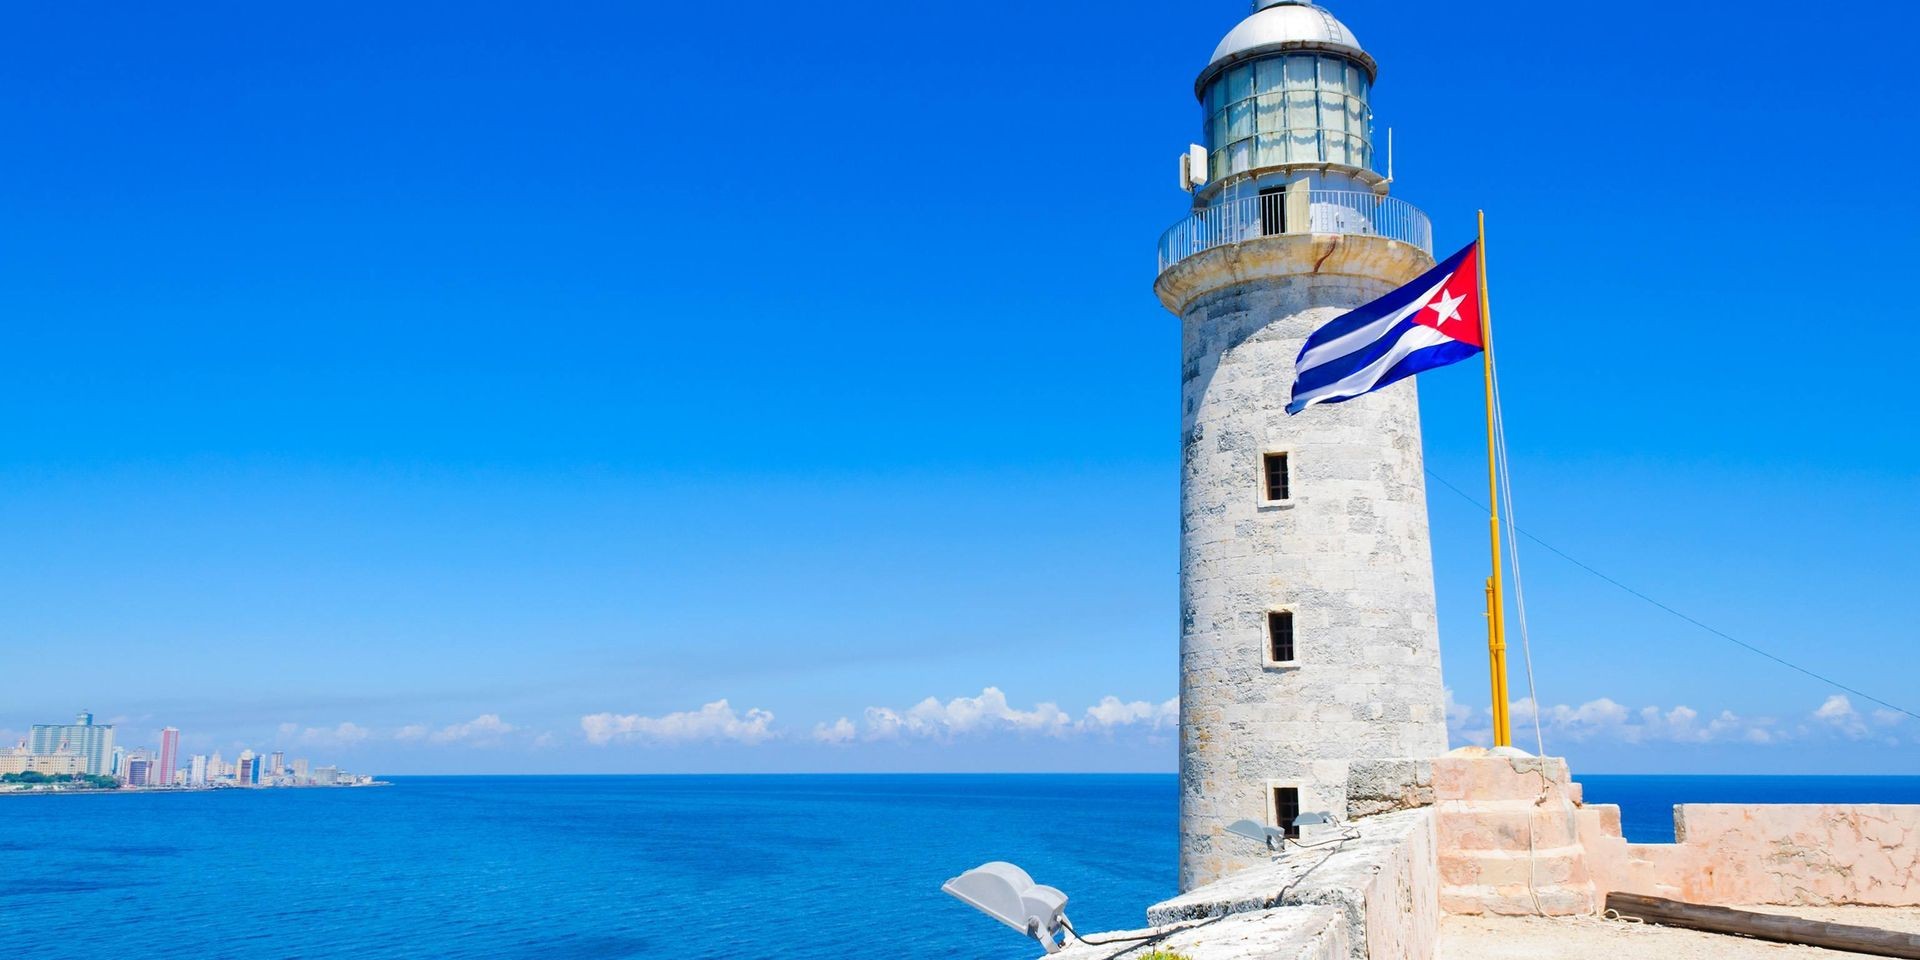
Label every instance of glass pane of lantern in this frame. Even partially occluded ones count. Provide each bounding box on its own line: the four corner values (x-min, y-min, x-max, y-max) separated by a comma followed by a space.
1256, 91, 1284, 133
1285, 55, 1315, 91
1227, 99, 1255, 142
1226, 64, 1254, 104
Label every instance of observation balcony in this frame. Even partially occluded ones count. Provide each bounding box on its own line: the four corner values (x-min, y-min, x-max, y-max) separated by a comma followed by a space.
1156, 189, 1431, 274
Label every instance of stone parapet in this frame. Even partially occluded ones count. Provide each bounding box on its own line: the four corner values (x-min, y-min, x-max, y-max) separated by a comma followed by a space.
1430, 748, 1920, 915
1148, 807, 1437, 960
1582, 803, 1920, 907
1048, 907, 1348, 960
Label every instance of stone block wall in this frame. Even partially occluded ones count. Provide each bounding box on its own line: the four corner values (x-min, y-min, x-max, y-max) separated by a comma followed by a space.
1431, 748, 1920, 914
1581, 803, 1920, 907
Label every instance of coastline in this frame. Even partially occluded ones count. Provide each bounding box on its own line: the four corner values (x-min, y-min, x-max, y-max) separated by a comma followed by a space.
1, 781, 392, 797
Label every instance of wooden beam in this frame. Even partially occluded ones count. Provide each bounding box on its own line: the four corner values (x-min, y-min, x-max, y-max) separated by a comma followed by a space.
1605, 893, 1920, 959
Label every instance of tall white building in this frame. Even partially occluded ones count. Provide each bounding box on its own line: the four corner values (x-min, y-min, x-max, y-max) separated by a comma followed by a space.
189, 754, 208, 786
1159, 0, 1449, 888
28, 711, 116, 777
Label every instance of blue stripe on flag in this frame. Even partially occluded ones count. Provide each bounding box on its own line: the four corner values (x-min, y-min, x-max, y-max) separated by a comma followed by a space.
1369, 339, 1483, 399
1290, 317, 1424, 397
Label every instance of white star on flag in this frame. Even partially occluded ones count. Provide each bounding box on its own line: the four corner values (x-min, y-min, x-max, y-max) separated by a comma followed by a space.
1426, 288, 1465, 328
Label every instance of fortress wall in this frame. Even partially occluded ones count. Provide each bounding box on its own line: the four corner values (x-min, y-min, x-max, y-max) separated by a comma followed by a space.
1581, 803, 1920, 907
1429, 749, 1920, 914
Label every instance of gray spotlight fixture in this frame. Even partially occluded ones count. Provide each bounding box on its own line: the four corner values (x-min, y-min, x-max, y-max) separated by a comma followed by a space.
941, 861, 1074, 953
1224, 818, 1288, 851
1293, 811, 1337, 842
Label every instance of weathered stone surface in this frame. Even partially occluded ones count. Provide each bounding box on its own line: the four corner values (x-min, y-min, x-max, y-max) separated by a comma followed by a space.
1147, 807, 1437, 960
1347, 758, 1434, 818
1171, 232, 1450, 890
1046, 907, 1347, 960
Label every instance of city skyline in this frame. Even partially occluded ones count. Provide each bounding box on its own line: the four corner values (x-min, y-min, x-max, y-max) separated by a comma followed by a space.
0, 0, 1916, 776
5, 708, 370, 789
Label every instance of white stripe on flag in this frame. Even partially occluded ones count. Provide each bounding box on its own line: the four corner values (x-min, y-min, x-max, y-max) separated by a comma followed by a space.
1293, 323, 1454, 412
1295, 274, 1450, 372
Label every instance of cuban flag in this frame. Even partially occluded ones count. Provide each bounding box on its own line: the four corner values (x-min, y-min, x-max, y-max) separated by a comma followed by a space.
1287, 242, 1483, 415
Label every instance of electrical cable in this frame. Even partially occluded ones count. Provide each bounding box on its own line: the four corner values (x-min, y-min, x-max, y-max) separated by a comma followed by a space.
1058, 918, 1159, 946
1423, 468, 1920, 723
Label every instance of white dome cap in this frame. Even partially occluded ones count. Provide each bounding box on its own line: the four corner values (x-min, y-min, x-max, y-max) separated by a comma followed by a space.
1197, 1, 1375, 94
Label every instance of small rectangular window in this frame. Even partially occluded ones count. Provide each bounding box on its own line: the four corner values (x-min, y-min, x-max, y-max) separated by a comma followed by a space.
1267, 610, 1295, 664
1272, 786, 1301, 839
1263, 452, 1290, 501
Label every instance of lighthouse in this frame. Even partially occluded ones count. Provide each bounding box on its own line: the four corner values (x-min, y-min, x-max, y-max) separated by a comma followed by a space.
1160, 0, 1450, 889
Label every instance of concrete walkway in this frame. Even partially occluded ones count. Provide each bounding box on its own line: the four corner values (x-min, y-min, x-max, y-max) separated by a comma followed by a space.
1440, 907, 1920, 959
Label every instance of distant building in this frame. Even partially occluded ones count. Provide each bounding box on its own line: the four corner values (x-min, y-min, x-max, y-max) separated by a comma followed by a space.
125, 757, 153, 787
269, 751, 285, 777
209, 751, 225, 779
311, 765, 340, 786
0, 749, 84, 776
291, 758, 310, 783
28, 711, 116, 776
189, 755, 208, 786
236, 751, 255, 786
157, 728, 180, 789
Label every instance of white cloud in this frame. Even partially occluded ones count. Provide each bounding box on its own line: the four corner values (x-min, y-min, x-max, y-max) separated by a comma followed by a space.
812, 717, 857, 745
1453, 695, 1774, 747
1814, 695, 1869, 740
832, 688, 1177, 743
1080, 696, 1179, 733
581, 700, 776, 747
278, 722, 372, 747
429, 714, 515, 745
394, 724, 430, 741
1453, 691, 1919, 750
860, 687, 1073, 742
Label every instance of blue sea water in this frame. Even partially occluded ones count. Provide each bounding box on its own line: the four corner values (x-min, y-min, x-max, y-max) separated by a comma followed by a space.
1578, 774, 1920, 843
6, 774, 1920, 960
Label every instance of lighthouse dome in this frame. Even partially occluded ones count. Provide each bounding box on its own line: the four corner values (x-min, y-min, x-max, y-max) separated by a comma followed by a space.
1200, 1, 1375, 90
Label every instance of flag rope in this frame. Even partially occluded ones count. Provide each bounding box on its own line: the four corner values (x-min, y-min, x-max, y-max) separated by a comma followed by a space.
1490, 356, 1547, 757
1422, 468, 1920, 725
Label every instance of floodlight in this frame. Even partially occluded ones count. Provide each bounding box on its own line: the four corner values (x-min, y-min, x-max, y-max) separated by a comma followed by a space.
1225, 818, 1287, 851
942, 861, 1073, 954
1293, 812, 1337, 843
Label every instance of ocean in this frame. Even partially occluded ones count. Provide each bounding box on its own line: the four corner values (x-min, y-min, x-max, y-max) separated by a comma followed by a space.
5, 774, 1920, 960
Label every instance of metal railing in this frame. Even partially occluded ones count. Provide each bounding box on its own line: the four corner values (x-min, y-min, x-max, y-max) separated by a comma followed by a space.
1156, 190, 1432, 273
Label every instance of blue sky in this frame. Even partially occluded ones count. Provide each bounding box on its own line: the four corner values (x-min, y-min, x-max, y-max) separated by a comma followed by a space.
1, 0, 1915, 775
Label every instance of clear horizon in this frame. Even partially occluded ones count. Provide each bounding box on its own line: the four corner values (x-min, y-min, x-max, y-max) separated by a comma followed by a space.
3, 0, 1916, 776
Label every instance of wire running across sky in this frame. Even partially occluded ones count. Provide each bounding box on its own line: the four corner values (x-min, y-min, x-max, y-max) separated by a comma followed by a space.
1423, 468, 1920, 725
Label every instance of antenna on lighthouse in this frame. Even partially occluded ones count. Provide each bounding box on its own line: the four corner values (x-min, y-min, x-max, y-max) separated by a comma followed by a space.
1180, 144, 1209, 192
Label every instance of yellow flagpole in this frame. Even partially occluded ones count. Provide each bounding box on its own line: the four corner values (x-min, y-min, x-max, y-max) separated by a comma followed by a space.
1478, 210, 1512, 748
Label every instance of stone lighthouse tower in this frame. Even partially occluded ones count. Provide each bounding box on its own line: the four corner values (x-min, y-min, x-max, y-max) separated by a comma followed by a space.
1159, 0, 1450, 889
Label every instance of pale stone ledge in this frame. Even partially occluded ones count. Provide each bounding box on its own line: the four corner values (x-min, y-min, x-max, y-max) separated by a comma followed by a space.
1049, 906, 1347, 960
1148, 806, 1437, 960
